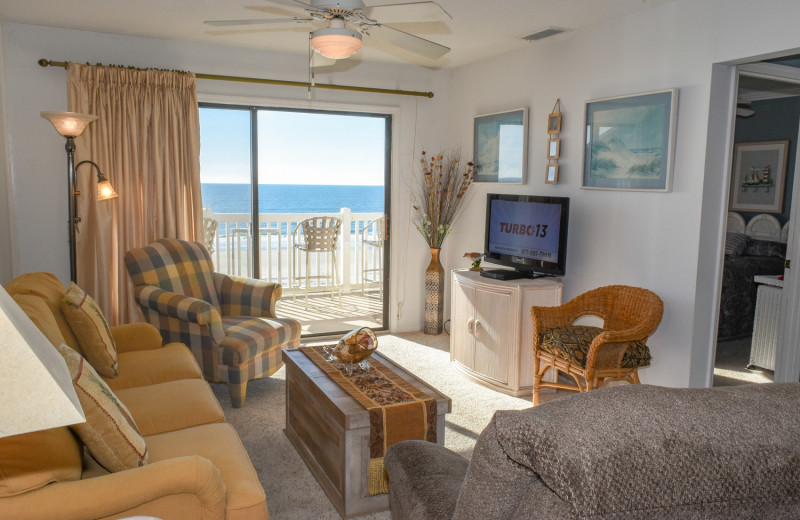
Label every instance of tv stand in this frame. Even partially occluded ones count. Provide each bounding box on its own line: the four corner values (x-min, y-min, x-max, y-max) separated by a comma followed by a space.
450, 269, 562, 396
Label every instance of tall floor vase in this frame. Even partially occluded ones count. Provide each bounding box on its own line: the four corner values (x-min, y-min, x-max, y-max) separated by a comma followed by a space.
424, 247, 444, 335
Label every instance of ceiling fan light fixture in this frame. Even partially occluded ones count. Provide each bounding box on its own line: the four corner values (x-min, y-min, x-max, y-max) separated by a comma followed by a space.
311, 27, 362, 59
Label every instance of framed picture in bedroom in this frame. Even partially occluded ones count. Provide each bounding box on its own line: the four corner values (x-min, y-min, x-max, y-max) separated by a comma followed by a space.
729, 140, 789, 213
582, 89, 678, 192
473, 108, 528, 183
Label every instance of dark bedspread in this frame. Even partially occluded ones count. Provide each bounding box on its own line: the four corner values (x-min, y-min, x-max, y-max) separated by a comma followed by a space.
718, 255, 784, 340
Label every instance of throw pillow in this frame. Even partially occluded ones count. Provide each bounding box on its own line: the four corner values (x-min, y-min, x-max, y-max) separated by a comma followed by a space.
744, 238, 786, 259
60, 282, 118, 378
724, 232, 748, 256
56, 343, 149, 472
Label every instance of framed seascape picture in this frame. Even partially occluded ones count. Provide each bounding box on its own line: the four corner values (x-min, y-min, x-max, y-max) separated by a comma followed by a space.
582, 89, 678, 191
473, 108, 528, 183
729, 140, 789, 213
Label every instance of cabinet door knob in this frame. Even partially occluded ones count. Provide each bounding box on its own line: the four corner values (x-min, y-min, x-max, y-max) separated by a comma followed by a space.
474, 320, 482, 335
467, 317, 475, 334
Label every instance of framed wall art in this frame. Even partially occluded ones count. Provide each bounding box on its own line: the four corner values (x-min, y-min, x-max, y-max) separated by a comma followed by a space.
545, 163, 559, 185
547, 112, 562, 135
473, 107, 528, 183
547, 138, 560, 160
582, 89, 678, 191
729, 140, 789, 213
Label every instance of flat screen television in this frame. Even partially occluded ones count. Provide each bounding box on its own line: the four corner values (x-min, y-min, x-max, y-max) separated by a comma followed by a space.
482, 194, 570, 278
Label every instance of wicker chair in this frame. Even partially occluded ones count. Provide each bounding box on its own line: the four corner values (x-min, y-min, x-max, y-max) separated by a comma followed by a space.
530, 285, 663, 406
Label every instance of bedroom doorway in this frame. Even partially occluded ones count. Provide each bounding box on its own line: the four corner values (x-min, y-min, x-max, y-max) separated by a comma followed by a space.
710, 58, 800, 386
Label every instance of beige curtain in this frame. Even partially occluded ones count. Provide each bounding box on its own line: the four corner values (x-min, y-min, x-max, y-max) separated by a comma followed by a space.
67, 63, 202, 325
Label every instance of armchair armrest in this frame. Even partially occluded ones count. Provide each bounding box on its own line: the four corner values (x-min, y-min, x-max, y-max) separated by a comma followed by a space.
134, 286, 225, 342
213, 272, 280, 318
109, 322, 164, 353
1, 456, 226, 520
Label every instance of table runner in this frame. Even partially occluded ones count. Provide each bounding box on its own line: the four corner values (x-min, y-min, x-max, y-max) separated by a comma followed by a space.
301, 345, 437, 495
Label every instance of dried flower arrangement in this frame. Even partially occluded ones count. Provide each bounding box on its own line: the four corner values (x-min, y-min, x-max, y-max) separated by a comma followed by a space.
412, 150, 476, 249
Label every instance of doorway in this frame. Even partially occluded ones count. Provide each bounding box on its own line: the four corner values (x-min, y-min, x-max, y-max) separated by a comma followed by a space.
198, 103, 391, 337
708, 58, 800, 386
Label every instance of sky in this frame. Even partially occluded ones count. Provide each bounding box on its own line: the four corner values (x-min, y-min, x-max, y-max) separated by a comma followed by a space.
199, 107, 387, 186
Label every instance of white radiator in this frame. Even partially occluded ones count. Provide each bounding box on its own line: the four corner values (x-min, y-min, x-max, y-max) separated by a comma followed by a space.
749, 277, 783, 371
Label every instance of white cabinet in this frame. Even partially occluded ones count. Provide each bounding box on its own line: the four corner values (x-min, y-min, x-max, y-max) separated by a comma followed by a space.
449, 269, 562, 396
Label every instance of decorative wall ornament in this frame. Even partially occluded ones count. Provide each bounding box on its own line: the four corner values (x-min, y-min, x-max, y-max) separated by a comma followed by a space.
546, 99, 561, 184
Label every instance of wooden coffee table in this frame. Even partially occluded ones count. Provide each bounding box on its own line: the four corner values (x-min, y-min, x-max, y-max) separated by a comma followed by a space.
282, 348, 451, 518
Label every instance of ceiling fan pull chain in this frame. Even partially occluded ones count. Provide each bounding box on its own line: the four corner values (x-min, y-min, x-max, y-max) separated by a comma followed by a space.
307, 35, 315, 100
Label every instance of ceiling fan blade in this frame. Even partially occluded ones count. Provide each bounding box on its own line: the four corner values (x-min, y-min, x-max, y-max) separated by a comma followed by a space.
204, 17, 312, 27
365, 1, 452, 23
369, 24, 450, 60
264, 0, 315, 8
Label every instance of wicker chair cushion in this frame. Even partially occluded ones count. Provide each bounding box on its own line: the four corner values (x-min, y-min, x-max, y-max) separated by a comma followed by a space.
539, 325, 651, 369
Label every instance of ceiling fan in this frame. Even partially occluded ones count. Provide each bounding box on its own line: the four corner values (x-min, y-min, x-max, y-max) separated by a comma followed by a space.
205, 0, 452, 61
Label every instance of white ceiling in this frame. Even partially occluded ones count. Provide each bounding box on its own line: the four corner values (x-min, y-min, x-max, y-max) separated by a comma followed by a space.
0, 0, 678, 69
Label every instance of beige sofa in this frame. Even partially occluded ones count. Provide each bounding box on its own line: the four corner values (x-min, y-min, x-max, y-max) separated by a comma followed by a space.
0, 273, 268, 520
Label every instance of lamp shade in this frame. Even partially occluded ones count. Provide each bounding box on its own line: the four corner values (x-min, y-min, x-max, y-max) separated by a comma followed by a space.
97, 180, 119, 201
311, 27, 363, 59
0, 286, 85, 437
40, 111, 97, 137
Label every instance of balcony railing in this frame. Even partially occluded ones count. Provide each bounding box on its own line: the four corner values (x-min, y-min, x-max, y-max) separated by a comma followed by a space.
203, 208, 385, 296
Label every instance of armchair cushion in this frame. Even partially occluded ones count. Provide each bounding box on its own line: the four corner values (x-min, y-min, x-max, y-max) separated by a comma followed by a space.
125, 238, 221, 309
539, 325, 651, 369
57, 344, 149, 472
0, 427, 82, 498
61, 283, 118, 378
220, 316, 302, 365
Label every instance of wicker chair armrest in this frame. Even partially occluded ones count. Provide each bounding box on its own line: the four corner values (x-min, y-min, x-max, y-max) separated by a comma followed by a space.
531, 302, 599, 333
212, 273, 280, 317
134, 285, 223, 328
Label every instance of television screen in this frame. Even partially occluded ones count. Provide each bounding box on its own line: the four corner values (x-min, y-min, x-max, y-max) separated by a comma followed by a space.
483, 194, 569, 277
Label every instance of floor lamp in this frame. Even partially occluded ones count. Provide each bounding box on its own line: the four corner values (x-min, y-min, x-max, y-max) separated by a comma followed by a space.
41, 111, 118, 283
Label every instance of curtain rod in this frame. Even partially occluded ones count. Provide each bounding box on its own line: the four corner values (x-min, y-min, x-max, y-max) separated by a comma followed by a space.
37, 59, 434, 99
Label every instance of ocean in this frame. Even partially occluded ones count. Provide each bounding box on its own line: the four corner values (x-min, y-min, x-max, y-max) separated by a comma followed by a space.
201, 183, 385, 214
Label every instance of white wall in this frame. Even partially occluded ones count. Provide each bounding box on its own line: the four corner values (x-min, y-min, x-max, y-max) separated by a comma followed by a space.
445, 0, 800, 387
0, 24, 14, 284
0, 22, 450, 331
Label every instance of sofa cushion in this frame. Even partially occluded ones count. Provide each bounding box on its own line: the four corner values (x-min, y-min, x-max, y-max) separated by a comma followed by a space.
4, 272, 82, 353
539, 325, 651, 368
11, 293, 66, 348
56, 344, 149, 472
114, 379, 226, 436
145, 422, 267, 520
0, 427, 82, 497
106, 343, 202, 391
61, 282, 119, 378
494, 383, 800, 518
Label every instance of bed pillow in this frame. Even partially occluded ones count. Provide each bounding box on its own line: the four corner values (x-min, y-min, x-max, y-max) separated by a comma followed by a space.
60, 283, 118, 378
744, 239, 786, 259
56, 343, 149, 472
724, 232, 748, 256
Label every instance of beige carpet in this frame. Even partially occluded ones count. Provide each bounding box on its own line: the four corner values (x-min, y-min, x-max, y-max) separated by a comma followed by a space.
211, 331, 566, 519
714, 336, 773, 386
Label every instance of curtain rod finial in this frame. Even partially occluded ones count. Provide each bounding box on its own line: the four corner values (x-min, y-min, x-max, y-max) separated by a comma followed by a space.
37, 59, 49, 67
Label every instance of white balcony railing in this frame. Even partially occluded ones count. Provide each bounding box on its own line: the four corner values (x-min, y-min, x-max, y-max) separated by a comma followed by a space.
203, 208, 385, 296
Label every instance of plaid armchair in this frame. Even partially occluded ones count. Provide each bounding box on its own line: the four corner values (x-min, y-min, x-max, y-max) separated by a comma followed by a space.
125, 238, 301, 407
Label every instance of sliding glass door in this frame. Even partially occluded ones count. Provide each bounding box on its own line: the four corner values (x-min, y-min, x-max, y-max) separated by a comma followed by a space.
199, 103, 390, 337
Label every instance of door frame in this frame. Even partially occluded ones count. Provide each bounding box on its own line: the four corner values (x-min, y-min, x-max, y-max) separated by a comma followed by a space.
198, 94, 395, 335
700, 61, 800, 385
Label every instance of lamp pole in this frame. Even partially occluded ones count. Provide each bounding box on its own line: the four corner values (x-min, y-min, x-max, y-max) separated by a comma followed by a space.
64, 135, 79, 283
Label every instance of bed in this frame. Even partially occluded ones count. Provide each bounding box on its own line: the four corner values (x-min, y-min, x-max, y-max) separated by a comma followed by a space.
718, 212, 788, 340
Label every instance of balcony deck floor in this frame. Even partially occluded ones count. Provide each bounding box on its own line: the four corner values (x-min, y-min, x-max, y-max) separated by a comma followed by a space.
276, 289, 384, 337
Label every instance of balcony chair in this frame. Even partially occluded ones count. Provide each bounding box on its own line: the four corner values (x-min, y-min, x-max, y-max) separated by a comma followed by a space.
530, 285, 663, 406
360, 216, 385, 298
202, 216, 218, 253
125, 237, 301, 407
291, 216, 342, 310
